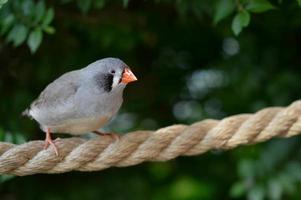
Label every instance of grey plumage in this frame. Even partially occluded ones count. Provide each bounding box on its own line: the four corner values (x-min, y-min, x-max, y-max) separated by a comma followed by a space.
23, 57, 134, 135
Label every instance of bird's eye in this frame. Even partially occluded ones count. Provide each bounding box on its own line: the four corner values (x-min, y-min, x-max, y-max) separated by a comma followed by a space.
110, 70, 116, 74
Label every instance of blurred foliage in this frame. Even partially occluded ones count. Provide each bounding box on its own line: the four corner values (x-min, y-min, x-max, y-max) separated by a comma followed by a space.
231, 139, 301, 200
1, 0, 301, 53
1, 0, 301, 200
0, 0, 54, 53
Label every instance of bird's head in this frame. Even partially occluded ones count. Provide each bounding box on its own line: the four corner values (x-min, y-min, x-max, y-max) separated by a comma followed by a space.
86, 57, 137, 93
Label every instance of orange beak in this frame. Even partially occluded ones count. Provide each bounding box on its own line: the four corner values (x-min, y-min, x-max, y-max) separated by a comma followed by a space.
121, 67, 137, 84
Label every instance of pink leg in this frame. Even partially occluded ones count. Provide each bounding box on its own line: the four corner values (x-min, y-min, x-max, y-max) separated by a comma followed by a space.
93, 131, 120, 140
44, 128, 59, 156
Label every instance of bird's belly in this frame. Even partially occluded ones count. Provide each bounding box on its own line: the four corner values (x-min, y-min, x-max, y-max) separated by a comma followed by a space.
46, 116, 110, 135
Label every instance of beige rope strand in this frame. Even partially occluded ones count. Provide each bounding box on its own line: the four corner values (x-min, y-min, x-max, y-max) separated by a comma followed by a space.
0, 100, 301, 176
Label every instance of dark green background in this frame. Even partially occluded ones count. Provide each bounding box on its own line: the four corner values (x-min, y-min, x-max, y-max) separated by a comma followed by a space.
1, 0, 301, 199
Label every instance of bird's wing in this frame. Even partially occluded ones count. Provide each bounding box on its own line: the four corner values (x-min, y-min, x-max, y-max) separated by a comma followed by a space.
25, 71, 81, 118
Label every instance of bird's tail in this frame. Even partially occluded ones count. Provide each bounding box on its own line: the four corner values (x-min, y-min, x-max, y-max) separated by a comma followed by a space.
22, 108, 29, 116
21, 108, 32, 119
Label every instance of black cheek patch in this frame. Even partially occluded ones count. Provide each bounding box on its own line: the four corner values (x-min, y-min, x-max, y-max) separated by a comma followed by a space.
94, 73, 113, 92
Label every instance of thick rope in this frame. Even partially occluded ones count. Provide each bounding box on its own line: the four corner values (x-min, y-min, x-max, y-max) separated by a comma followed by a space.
1, 101, 301, 176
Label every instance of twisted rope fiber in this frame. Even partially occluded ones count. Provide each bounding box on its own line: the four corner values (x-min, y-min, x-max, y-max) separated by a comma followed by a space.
1, 101, 301, 176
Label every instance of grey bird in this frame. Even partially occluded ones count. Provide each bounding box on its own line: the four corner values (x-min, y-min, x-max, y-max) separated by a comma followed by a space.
23, 58, 137, 155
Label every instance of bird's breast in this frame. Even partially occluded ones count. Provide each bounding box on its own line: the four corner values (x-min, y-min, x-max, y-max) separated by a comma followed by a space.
45, 116, 110, 135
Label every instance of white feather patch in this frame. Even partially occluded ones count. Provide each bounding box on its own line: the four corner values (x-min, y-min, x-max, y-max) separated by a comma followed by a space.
112, 73, 120, 89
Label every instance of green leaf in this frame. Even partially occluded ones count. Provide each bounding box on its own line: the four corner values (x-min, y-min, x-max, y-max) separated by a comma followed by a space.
238, 159, 255, 178
0, 0, 8, 9
43, 26, 55, 34
0, 175, 15, 183
77, 0, 92, 13
22, 0, 34, 16
123, 0, 130, 7
230, 182, 246, 198
2, 131, 26, 144
246, 0, 275, 13
231, 10, 251, 36
42, 8, 54, 27
278, 173, 296, 194
7, 24, 29, 47
27, 29, 43, 53
213, 0, 235, 24
0, 0, 8, 4
297, 0, 301, 6
170, 177, 208, 199
14, 132, 26, 144
267, 179, 282, 200
247, 186, 265, 200
0, 14, 15, 35
35, 0, 46, 23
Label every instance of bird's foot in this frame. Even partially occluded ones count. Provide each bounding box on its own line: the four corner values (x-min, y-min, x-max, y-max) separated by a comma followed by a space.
93, 131, 120, 141
44, 128, 59, 156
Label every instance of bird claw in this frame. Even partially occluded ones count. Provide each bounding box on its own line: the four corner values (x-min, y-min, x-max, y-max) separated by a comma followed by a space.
93, 131, 120, 141
44, 128, 59, 156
